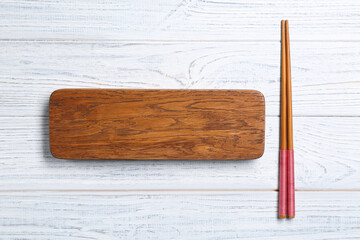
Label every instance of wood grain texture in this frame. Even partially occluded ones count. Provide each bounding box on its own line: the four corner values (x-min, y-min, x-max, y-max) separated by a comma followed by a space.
49, 89, 265, 160
1, 0, 360, 41
1, 191, 360, 239
1, 116, 359, 190
1, 41, 360, 117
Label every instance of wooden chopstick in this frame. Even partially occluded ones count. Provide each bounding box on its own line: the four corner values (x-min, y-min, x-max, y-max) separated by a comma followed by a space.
285, 20, 295, 218
281, 20, 288, 152
285, 20, 293, 151
279, 19, 288, 219
279, 20, 295, 219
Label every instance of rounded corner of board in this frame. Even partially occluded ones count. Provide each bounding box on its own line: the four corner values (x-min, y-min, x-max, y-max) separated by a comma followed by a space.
49, 143, 68, 160
251, 90, 265, 102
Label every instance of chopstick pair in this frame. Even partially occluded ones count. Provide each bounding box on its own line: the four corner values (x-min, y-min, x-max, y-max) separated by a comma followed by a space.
279, 20, 295, 219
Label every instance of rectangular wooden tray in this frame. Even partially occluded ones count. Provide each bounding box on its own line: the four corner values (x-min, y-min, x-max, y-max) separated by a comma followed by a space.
49, 89, 265, 159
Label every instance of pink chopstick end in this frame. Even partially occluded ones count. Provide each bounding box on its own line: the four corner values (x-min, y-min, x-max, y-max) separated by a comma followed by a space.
288, 150, 295, 218
279, 149, 287, 217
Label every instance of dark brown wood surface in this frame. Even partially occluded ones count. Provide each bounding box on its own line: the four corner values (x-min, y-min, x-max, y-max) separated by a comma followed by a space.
49, 89, 265, 160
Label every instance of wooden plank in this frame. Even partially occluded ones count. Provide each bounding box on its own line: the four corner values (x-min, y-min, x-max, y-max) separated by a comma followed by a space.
49, 89, 265, 160
0, 116, 359, 190
1, 41, 360, 117
1, 0, 360, 40
0, 191, 359, 239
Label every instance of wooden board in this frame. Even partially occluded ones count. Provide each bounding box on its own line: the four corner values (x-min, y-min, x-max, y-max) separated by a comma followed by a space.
49, 89, 265, 160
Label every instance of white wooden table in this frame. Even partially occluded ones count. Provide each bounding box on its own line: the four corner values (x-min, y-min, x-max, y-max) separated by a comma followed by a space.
1, 0, 360, 239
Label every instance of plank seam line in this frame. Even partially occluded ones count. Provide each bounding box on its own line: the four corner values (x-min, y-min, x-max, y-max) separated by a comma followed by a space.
1, 115, 360, 118
1, 39, 360, 43
0, 189, 359, 193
